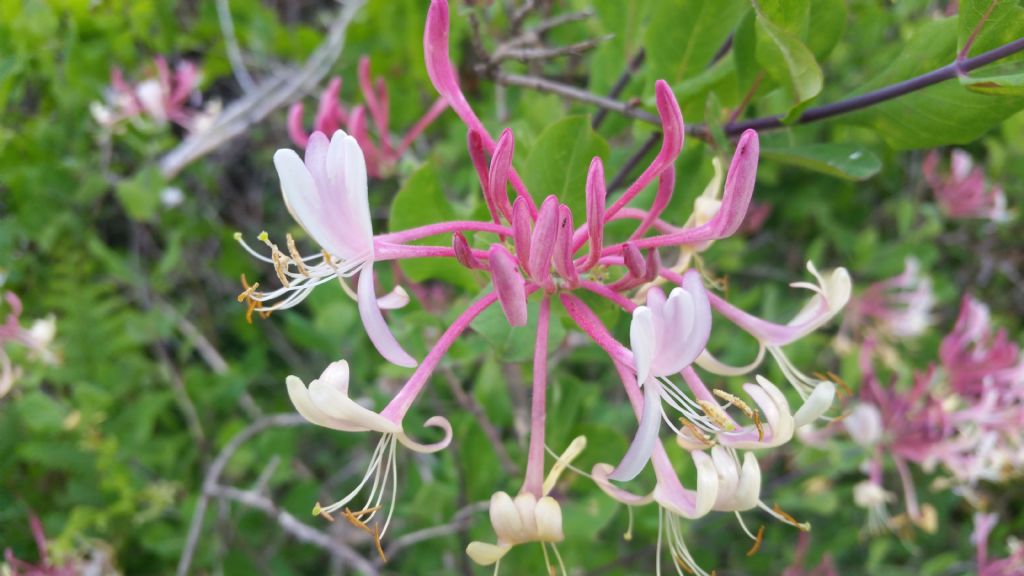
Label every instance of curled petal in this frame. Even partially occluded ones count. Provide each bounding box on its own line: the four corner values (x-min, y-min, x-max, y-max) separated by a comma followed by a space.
534, 496, 565, 542
793, 381, 835, 428
489, 491, 525, 543
286, 375, 363, 432
466, 541, 511, 566
651, 447, 718, 520
711, 448, 761, 512
529, 196, 560, 284
357, 267, 418, 367
609, 378, 662, 481
377, 285, 410, 310
592, 463, 655, 507
489, 244, 528, 326
397, 415, 453, 453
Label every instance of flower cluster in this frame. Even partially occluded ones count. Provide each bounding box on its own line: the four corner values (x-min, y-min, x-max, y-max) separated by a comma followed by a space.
922, 149, 1010, 222
287, 56, 448, 179
90, 56, 217, 133
239, 1, 849, 572
814, 293, 1024, 534
0, 291, 57, 400
839, 258, 935, 346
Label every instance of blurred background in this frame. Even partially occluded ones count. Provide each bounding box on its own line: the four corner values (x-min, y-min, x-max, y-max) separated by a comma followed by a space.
0, 0, 1022, 574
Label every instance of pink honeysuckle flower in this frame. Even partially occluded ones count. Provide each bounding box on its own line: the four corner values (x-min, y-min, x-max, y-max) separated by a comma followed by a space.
241, 0, 848, 564
91, 56, 212, 133
940, 294, 1024, 398
286, 360, 452, 531
922, 149, 1010, 222
288, 56, 448, 179
0, 291, 58, 399
973, 513, 1024, 576
841, 257, 935, 342
782, 532, 839, 576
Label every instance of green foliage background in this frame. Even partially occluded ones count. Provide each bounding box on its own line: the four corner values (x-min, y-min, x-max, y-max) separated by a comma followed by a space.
1, 0, 1022, 574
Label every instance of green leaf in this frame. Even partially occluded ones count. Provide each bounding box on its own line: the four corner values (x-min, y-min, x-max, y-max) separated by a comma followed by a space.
115, 166, 165, 221
753, 0, 823, 120
470, 298, 566, 363
760, 143, 882, 180
849, 18, 1024, 149
643, 0, 748, 86
806, 0, 847, 60
388, 163, 480, 291
962, 70, 1024, 95
958, 0, 1024, 58
521, 116, 609, 219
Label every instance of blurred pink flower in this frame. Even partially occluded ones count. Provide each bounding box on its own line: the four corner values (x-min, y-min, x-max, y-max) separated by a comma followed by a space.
287, 56, 448, 178
0, 291, 57, 399
922, 149, 1009, 221
91, 56, 212, 132
842, 258, 935, 342
973, 513, 1024, 576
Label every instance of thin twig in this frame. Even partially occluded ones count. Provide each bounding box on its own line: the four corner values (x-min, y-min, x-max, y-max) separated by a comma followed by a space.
493, 71, 660, 124
215, 0, 257, 92
492, 35, 612, 63
592, 49, 646, 129
608, 133, 659, 193
177, 413, 307, 576
381, 500, 489, 562
439, 366, 520, 476
211, 485, 380, 576
159, 0, 366, 178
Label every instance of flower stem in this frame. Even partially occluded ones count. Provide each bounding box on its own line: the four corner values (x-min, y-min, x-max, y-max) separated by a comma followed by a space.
377, 221, 511, 244
523, 296, 551, 497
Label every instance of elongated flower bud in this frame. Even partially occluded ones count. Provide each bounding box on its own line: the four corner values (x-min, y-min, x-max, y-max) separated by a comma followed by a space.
488, 128, 515, 222
554, 204, 579, 287
512, 196, 532, 273
584, 157, 606, 267
529, 196, 560, 286
453, 232, 481, 269
489, 244, 528, 326
622, 242, 646, 278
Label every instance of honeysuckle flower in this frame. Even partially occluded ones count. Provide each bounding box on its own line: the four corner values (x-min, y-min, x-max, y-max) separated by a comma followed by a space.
242, 0, 850, 565
923, 149, 1010, 222
841, 257, 935, 343
781, 533, 839, 576
973, 513, 1024, 576
286, 361, 452, 536
91, 56, 212, 132
0, 291, 58, 399
466, 437, 585, 572
699, 261, 852, 398
238, 129, 419, 367
288, 57, 448, 179
940, 294, 1024, 397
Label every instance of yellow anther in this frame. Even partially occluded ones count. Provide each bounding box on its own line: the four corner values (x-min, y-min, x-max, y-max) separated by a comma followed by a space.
753, 410, 765, 441
342, 507, 374, 536
313, 502, 336, 522
772, 503, 810, 532
237, 274, 259, 303
372, 523, 387, 563
697, 400, 735, 431
322, 250, 337, 269
233, 232, 243, 241
543, 436, 587, 495
286, 233, 309, 276
257, 231, 270, 243
713, 389, 755, 419
678, 417, 714, 447
746, 525, 765, 556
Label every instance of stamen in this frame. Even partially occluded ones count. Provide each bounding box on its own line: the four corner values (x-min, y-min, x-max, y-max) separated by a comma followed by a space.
624, 506, 635, 541
697, 400, 735, 431
237, 274, 259, 303
342, 507, 374, 536
752, 410, 764, 441
678, 418, 714, 447
287, 233, 309, 276
745, 525, 765, 556
372, 523, 387, 563
312, 502, 336, 522
712, 389, 755, 419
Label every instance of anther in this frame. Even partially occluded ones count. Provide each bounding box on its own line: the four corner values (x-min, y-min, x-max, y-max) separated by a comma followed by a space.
286, 233, 309, 276
697, 400, 735, 431
746, 525, 765, 556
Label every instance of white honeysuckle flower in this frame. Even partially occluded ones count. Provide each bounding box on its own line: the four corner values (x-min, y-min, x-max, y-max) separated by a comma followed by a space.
701, 261, 851, 399
467, 437, 586, 574
286, 361, 451, 536
611, 271, 712, 482
237, 130, 416, 367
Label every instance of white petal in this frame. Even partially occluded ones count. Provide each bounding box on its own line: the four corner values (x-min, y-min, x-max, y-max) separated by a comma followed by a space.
794, 381, 835, 428
285, 375, 363, 432
535, 496, 565, 542
307, 375, 400, 433
466, 542, 511, 566
630, 307, 655, 384
609, 378, 662, 481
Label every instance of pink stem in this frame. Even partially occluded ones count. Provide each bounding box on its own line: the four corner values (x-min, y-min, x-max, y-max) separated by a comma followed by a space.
373, 242, 488, 262
522, 296, 551, 497
559, 293, 633, 366
381, 290, 510, 420
579, 280, 637, 312
397, 97, 449, 155
377, 221, 511, 243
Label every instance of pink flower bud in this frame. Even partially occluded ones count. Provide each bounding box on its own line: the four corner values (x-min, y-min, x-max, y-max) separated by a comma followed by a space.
489, 244, 528, 326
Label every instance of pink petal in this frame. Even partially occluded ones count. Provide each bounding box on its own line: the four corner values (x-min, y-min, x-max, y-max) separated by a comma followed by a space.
630, 307, 655, 384
651, 446, 718, 519
357, 266, 418, 367
489, 244, 528, 326
314, 77, 344, 135
609, 378, 662, 481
